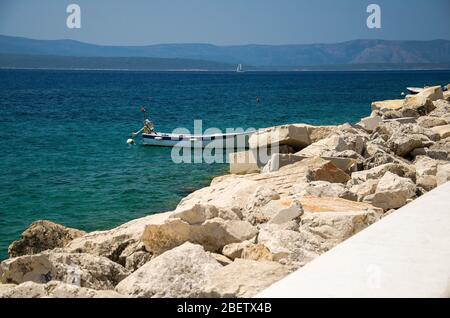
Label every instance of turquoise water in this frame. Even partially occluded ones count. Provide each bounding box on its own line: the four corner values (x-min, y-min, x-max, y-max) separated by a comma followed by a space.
1, 69, 449, 260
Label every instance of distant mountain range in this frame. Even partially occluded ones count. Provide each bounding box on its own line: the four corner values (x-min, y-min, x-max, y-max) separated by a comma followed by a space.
0, 35, 449, 70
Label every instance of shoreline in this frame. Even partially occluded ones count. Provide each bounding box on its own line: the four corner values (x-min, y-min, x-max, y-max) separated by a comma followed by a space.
0, 84, 449, 298
2, 67, 450, 72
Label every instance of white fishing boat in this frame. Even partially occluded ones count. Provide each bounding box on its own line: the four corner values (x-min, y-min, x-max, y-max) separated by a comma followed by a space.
406, 87, 424, 94
131, 119, 253, 148
141, 131, 253, 148
236, 64, 244, 73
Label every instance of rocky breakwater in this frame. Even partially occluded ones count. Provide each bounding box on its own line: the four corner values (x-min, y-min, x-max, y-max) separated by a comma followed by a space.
1, 84, 450, 298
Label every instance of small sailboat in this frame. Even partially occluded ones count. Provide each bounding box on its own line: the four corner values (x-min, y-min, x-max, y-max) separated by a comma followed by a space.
236, 64, 244, 73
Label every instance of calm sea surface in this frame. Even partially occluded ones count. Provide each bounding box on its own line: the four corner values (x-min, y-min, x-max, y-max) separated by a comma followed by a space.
1, 69, 449, 259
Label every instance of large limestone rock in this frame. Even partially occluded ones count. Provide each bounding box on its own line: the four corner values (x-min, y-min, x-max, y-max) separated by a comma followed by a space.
376, 121, 440, 142
8, 220, 86, 258
0, 281, 124, 298
347, 179, 379, 201
363, 171, 416, 210
296, 135, 360, 158
428, 136, 450, 160
200, 259, 290, 298
416, 116, 448, 129
141, 217, 258, 255
378, 121, 438, 157
170, 204, 241, 225
257, 226, 308, 263
436, 164, 450, 186
308, 125, 337, 143
306, 158, 351, 183
260, 198, 303, 225
240, 244, 274, 261
258, 200, 382, 267
181, 157, 350, 216
431, 124, 450, 139
222, 241, 255, 260
0, 284, 16, 295
115, 242, 222, 298
229, 150, 261, 174
417, 86, 444, 101
0, 251, 129, 290
255, 198, 383, 264
207, 252, 233, 266
350, 162, 416, 185
387, 133, 433, 157
371, 99, 404, 112
263, 153, 356, 174
414, 156, 439, 191
403, 95, 436, 116
356, 115, 382, 133
429, 99, 450, 118
65, 212, 172, 265
444, 91, 450, 101
222, 241, 273, 262
249, 124, 312, 150
298, 209, 382, 254
291, 181, 347, 198
119, 242, 152, 272
177, 177, 260, 214
297, 196, 383, 214
363, 141, 412, 170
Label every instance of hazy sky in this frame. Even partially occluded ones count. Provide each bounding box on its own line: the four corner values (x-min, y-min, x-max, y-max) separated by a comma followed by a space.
0, 0, 449, 45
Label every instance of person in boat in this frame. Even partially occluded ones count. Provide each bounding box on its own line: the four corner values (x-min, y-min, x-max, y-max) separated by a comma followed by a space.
143, 118, 154, 134
256, 96, 261, 103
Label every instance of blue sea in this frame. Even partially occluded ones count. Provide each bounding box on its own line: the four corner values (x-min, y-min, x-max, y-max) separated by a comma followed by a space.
1, 69, 449, 260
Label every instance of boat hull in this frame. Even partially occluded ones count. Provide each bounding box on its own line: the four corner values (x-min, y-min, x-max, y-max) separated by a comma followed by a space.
141, 132, 253, 148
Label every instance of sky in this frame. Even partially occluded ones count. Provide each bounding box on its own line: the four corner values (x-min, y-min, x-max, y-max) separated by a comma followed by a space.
0, 0, 449, 46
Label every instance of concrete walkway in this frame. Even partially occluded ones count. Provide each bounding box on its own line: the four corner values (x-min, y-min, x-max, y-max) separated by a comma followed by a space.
258, 182, 450, 298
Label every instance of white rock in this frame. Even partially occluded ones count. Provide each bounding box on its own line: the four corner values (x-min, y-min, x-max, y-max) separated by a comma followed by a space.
170, 204, 240, 225
8, 220, 86, 258
364, 171, 416, 210
417, 86, 444, 101
348, 179, 379, 201
141, 217, 258, 255
240, 244, 274, 261
207, 252, 233, 266
291, 181, 346, 198
115, 242, 222, 298
200, 259, 290, 298
436, 164, 450, 186
259, 199, 303, 224
248, 124, 312, 149
229, 150, 261, 175
431, 124, 450, 139
0, 281, 125, 298
0, 283, 16, 296
257, 227, 306, 262
65, 212, 172, 264
297, 135, 348, 157
0, 251, 129, 290
222, 241, 254, 260
414, 156, 440, 191
371, 99, 404, 112
350, 163, 415, 185
299, 209, 382, 254
356, 115, 382, 132
416, 116, 448, 128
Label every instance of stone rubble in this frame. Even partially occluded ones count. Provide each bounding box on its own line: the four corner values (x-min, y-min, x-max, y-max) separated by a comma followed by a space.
1, 85, 449, 298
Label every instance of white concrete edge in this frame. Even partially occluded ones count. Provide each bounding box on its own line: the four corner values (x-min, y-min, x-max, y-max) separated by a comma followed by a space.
256, 182, 450, 298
